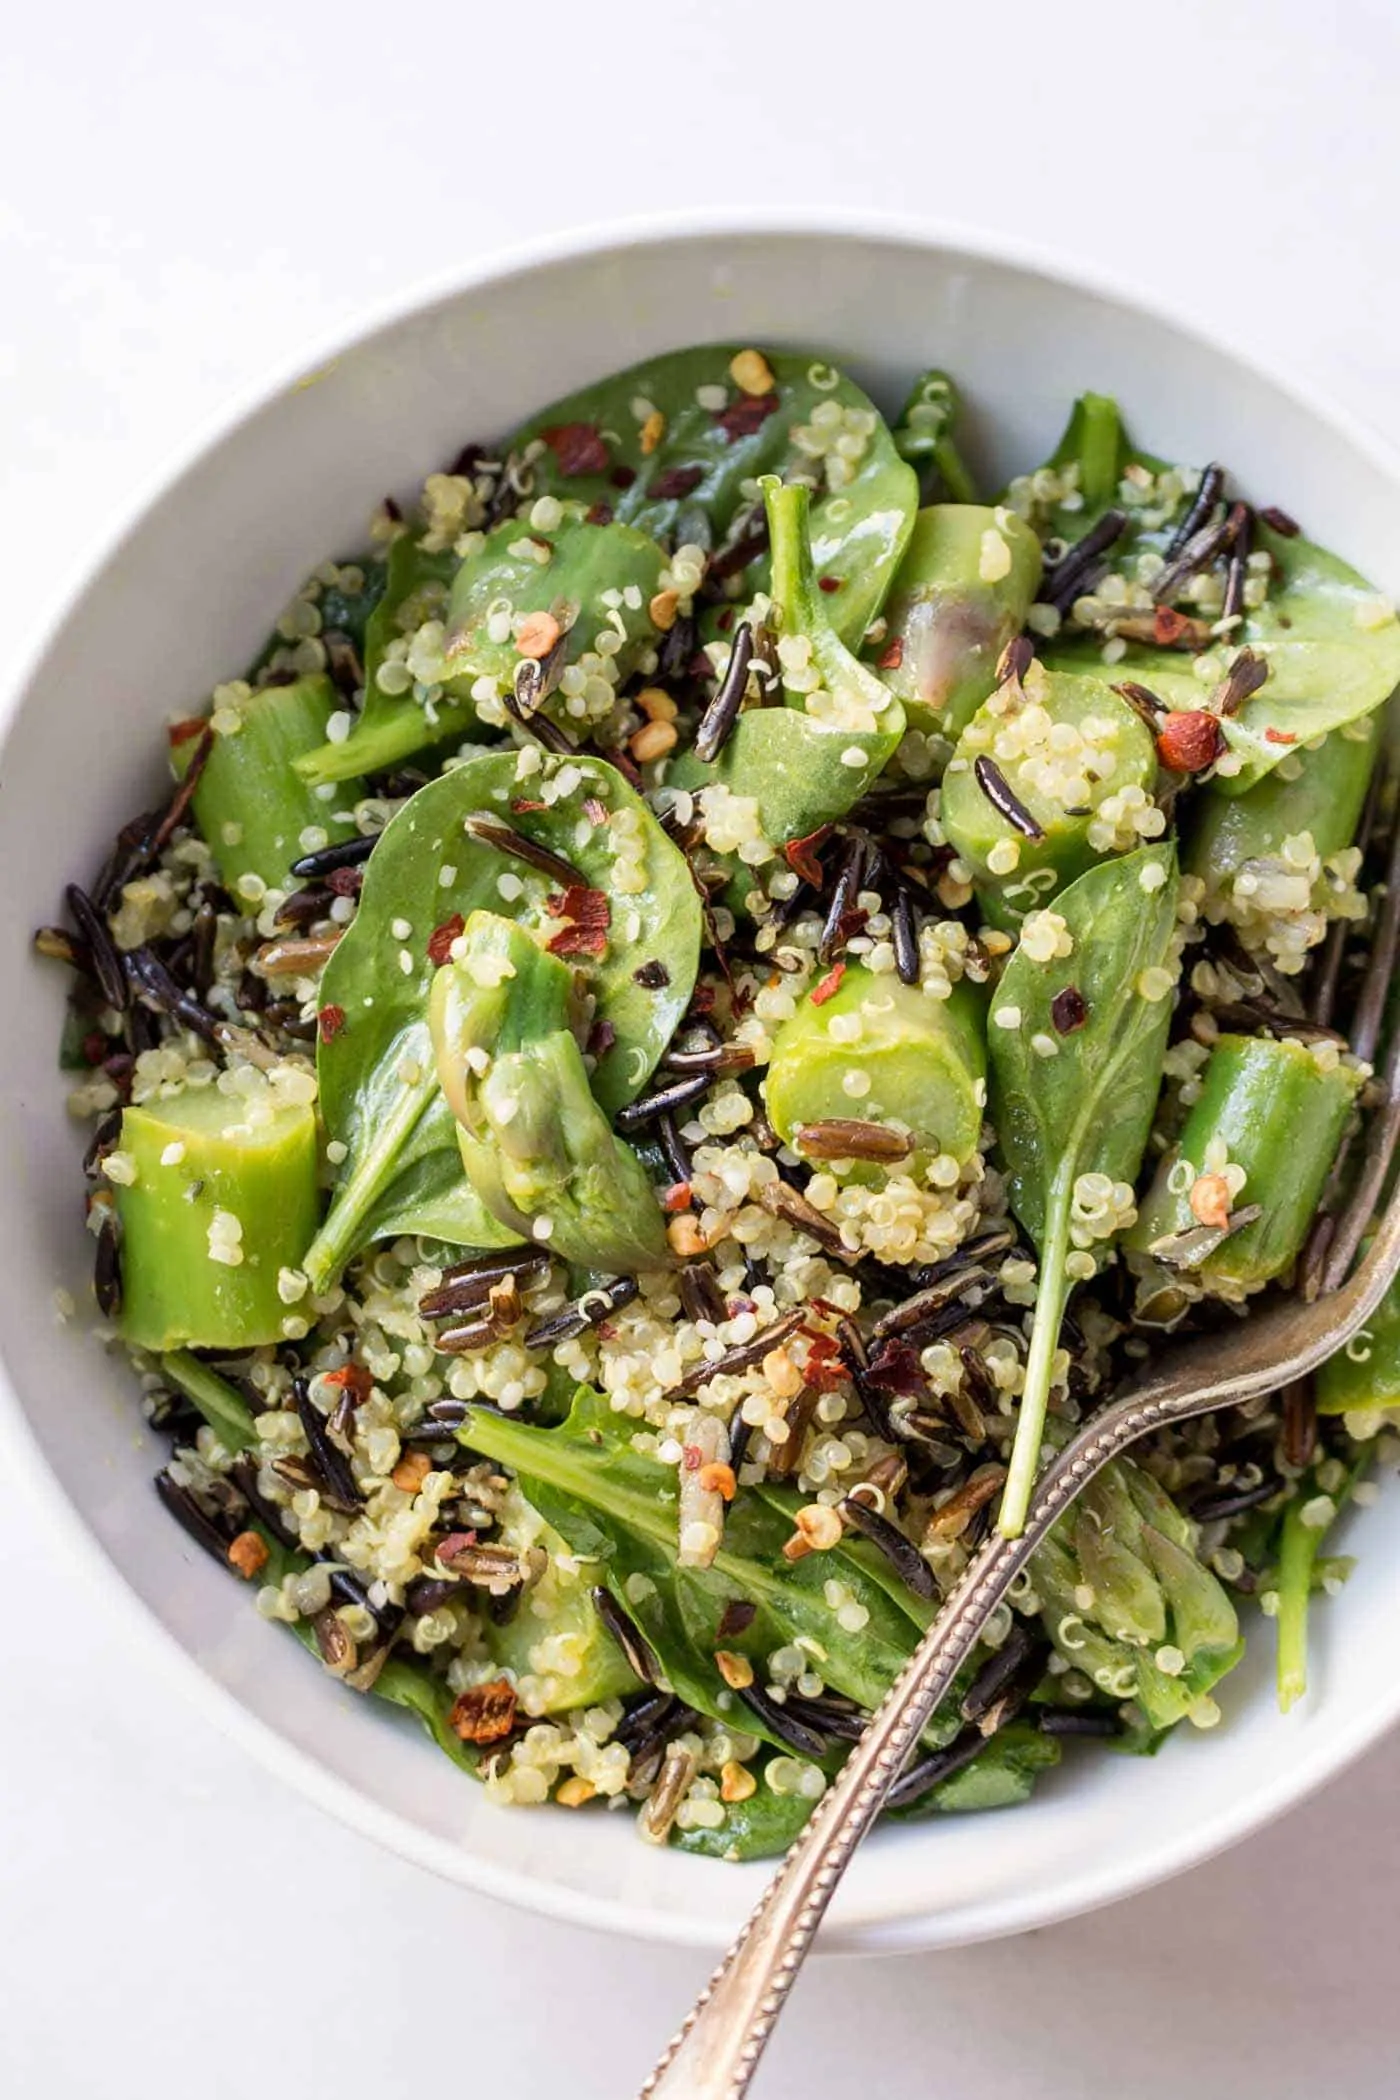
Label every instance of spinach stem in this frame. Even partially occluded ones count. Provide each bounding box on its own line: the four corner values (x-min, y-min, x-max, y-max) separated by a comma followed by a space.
933, 434, 977, 505
999, 1180, 1072, 1538
302, 1067, 437, 1292
1275, 1498, 1323, 1712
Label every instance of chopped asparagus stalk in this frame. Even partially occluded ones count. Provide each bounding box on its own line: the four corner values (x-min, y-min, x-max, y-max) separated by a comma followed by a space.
114, 1083, 321, 1350
184, 673, 368, 893
875, 505, 1042, 737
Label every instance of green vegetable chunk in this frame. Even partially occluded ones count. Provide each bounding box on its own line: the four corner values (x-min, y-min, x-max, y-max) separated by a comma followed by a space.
1128, 1034, 1361, 1298
301, 750, 700, 1289
298, 534, 459, 786
430, 913, 670, 1273
114, 1085, 320, 1350
1030, 1450, 1242, 1730
1317, 1261, 1400, 1422
186, 674, 367, 892
875, 506, 1042, 738
940, 661, 1159, 925
988, 844, 1181, 1535
670, 479, 905, 894
671, 1762, 823, 1862
764, 964, 986, 1170
509, 345, 918, 647
1183, 715, 1377, 976
891, 1725, 1063, 1820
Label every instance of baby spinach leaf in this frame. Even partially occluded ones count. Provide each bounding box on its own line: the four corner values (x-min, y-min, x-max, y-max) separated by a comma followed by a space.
670, 479, 906, 881
988, 843, 1180, 1534
510, 346, 918, 646
430, 915, 670, 1272
890, 367, 978, 503
1019, 395, 1400, 792
456, 1386, 947, 1756
298, 533, 459, 786
889, 1723, 1062, 1821
442, 509, 664, 708
670, 1760, 825, 1861
301, 751, 701, 1289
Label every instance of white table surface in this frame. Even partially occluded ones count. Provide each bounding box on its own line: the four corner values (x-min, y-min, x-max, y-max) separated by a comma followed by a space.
5, 3, 1400, 2091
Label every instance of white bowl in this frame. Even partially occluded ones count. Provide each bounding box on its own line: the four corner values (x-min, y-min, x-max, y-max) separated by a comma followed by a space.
4, 213, 1399, 1955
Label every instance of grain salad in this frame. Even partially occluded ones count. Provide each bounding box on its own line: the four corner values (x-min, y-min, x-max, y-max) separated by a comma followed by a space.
38, 349, 1400, 1862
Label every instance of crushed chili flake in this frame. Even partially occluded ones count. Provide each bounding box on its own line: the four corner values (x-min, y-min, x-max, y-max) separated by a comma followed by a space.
810, 962, 846, 1007
652, 464, 705, 501
718, 1598, 757, 1638
317, 1003, 346, 1043
509, 797, 549, 814
540, 422, 609, 477
1156, 710, 1223, 772
449, 1678, 518, 1746
321, 1363, 374, 1401
82, 1030, 108, 1066
717, 391, 780, 442
427, 914, 466, 967
1264, 726, 1297, 745
633, 959, 670, 989
818, 575, 843, 594
584, 501, 614, 526
610, 465, 637, 491
544, 885, 611, 957
784, 825, 832, 888
167, 716, 208, 747
587, 1017, 617, 1059
326, 865, 363, 898
1050, 985, 1088, 1035
877, 637, 905, 671
582, 795, 610, 826
1153, 606, 1199, 646
681, 1444, 704, 1471
662, 1182, 693, 1212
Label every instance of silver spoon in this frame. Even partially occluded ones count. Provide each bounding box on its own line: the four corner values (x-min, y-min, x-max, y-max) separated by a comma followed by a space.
639, 1181, 1400, 2099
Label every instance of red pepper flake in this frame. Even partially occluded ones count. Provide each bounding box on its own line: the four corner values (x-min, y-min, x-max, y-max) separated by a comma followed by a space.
652, 464, 705, 501
544, 885, 611, 957
326, 865, 363, 898
802, 1332, 848, 1391
427, 914, 465, 967
1156, 710, 1223, 772
1153, 606, 1198, 646
167, 716, 208, 747
784, 824, 832, 887
717, 392, 780, 442
662, 1182, 693, 1213
82, 1030, 108, 1066
317, 1003, 347, 1043
877, 637, 905, 671
509, 797, 549, 814
540, 422, 609, 477
321, 1362, 373, 1402
810, 962, 846, 1007
681, 1444, 704, 1472
687, 984, 717, 1017
610, 465, 637, 491
1264, 727, 1298, 745
818, 576, 843, 594
587, 1017, 617, 1060
584, 501, 614, 525
865, 1340, 926, 1396
582, 795, 610, 826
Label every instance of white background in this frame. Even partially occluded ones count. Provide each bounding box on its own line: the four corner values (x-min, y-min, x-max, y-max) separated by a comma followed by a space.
4, 3, 1400, 2092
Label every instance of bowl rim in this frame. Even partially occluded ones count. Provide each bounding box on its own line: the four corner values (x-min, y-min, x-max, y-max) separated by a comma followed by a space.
5, 205, 1400, 1954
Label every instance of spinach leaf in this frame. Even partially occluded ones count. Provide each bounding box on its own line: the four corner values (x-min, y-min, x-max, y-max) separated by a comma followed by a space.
988, 843, 1180, 1534
510, 346, 918, 646
301, 751, 701, 1289
299, 533, 459, 786
671, 1760, 825, 1861
456, 1386, 950, 1757
670, 479, 906, 878
890, 367, 978, 503
1020, 396, 1400, 792
889, 1723, 1062, 1821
